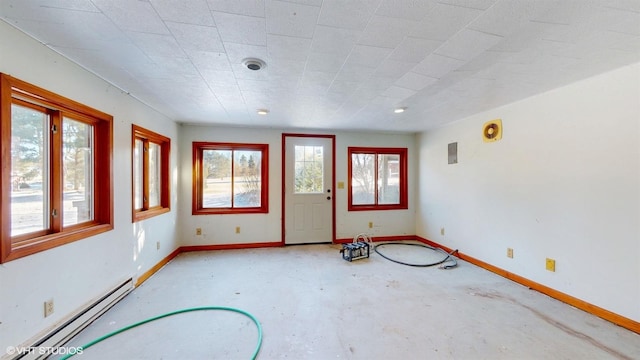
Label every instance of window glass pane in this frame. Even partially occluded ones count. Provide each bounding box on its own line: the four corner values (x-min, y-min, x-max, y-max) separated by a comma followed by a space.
62, 117, 93, 226
148, 142, 161, 207
133, 139, 143, 210
234, 150, 261, 208
351, 153, 375, 205
2, 75, 114, 263
294, 145, 323, 194
304, 146, 314, 162
203, 149, 231, 207
10, 104, 49, 236
378, 154, 400, 205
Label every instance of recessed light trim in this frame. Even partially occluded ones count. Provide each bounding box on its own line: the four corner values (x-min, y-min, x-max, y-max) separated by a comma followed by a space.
257, 109, 269, 115
394, 107, 406, 113
242, 58, 266, 71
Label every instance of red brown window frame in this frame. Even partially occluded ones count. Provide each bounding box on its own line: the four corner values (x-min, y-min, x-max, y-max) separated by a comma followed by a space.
192, 142, 269, 215
348, 147, 408, 211
132, 125, 170, 222
0, 73, 113, 263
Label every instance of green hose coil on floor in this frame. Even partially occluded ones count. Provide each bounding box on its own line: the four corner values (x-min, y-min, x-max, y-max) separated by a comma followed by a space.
60, 306, 263, 360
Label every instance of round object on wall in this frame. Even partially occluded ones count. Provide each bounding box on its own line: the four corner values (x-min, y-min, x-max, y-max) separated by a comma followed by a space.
483, 119, 503, 142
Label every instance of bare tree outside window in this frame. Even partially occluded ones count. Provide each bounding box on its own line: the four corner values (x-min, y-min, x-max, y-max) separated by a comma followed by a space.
351, 153, 374, 204
194, 142, 268, 215
348, 147, 407, 211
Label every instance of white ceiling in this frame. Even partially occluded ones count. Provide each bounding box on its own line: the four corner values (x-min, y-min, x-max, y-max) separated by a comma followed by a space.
1, 0, 639, 132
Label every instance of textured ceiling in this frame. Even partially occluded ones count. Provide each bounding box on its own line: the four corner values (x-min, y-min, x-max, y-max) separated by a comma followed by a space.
1, 0, 639, 132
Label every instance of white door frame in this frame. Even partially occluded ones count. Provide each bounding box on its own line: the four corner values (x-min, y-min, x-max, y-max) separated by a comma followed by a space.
281, 133, 335, 245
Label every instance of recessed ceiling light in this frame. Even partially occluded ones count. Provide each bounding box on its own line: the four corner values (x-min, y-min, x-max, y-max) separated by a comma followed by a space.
242, 58, 266, 71
257, 109, 269, 115
394, 107, 406, 114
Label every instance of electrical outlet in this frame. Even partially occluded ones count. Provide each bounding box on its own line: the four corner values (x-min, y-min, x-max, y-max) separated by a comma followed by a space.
546, 258, 556, 272
156, 241, 160, 250
196, 228, 202, 235
368, 222, 373, 229
507, 248, 513, 258
440, 227, 445, 236
235, 226, 240, 234
44, 299, 54, 317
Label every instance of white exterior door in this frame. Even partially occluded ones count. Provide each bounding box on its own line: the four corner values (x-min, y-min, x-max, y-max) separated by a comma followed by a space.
284, 136, 333, 244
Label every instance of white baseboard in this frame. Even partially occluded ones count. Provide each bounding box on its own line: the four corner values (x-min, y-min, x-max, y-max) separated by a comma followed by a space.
9, 279, 133, 360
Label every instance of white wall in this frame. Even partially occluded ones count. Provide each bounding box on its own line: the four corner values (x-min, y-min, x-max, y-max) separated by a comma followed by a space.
416, 63, 640, 321
335, 131, 416, 239
178, 126, 416, 245
178, 126, 283, 245
0, 21, 180, 351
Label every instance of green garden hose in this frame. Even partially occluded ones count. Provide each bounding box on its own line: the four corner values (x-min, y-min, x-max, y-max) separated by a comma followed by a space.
60, 306, 263, 360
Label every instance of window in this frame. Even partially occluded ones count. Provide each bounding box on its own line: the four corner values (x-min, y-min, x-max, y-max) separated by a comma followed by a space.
1, 73, 113, 263
348, 147, 408, 211
132, 125, 170, 222
192, 142, 268, 214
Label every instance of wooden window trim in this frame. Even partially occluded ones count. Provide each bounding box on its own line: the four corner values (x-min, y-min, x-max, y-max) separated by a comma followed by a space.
0, 73, 113, 263
132, 125, 171, 222
348, 146, 408, 211
192, 142, 269, 215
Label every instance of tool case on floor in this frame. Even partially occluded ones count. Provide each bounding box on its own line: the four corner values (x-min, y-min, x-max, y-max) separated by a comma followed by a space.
340, 242, 370, 261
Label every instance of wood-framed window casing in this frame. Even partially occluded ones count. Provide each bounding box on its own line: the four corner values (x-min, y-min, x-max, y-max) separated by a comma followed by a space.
192, 142, 269, 215
348, 147, 408, 211
0, 73, 113, 263
132, 125, 170, 222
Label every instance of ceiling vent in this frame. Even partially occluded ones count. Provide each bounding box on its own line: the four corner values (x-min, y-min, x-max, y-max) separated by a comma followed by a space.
242, 58, 266, 71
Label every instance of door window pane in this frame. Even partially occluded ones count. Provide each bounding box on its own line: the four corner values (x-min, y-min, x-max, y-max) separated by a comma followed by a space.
62, 117, 93, 226
294, 145, 323, 194
10, 104, 48, 236
351, 153, 375, 205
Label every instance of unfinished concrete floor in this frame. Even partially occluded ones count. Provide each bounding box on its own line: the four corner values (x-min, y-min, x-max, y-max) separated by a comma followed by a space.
60, 244, 639, 359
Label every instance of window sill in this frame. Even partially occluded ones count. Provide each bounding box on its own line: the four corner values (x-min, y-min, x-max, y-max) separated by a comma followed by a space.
348, 205, 408, 211
133, 207, 171, 222
193, 208, 268, 215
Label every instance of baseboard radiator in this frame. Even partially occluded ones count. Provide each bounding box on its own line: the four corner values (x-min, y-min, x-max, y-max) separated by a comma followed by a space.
14, 278, 133, 360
